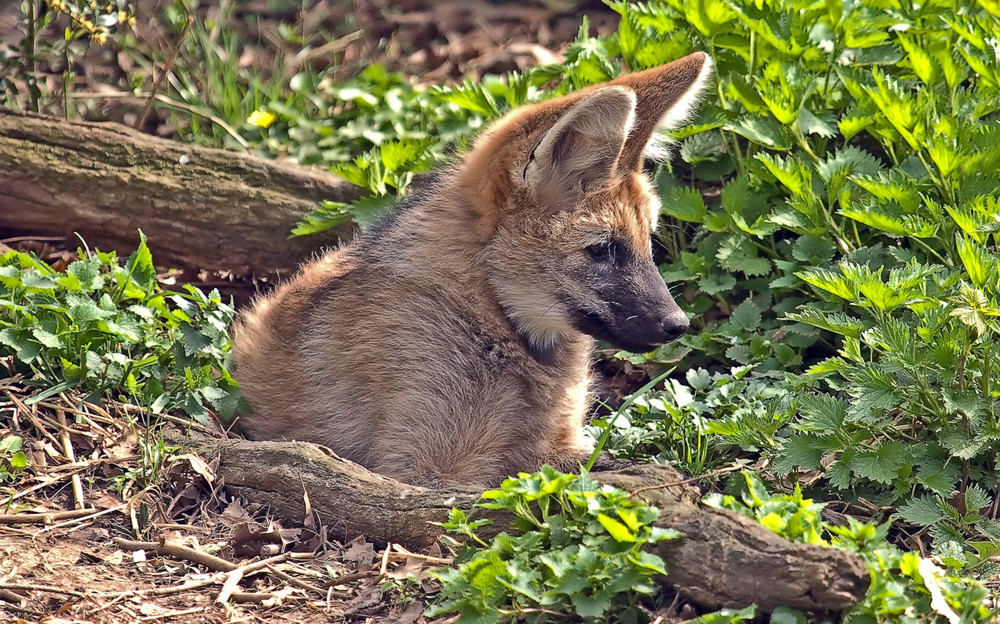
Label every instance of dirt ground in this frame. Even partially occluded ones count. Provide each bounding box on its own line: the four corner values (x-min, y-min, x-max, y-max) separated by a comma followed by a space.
0, 380, 453, 623
0, 1, 631, 622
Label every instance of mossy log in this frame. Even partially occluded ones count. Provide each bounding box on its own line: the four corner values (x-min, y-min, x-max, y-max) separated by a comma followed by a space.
0, 108, 357, 277
215, 438, 869, 612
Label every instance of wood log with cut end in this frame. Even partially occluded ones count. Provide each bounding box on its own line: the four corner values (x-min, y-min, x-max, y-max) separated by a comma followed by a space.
215, 438, 869, 612
0, 108, 358, 277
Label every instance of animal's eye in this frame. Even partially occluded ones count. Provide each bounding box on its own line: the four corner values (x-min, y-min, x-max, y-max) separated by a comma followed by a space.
586, 240, 614, 262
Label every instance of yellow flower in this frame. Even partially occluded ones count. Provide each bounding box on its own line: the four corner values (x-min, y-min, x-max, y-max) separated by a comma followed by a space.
118, 10, 128, 24
91, 31, 107, 44
247, 110, 276, 128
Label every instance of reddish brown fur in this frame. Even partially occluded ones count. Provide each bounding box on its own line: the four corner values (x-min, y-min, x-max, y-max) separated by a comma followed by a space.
233, 53, 713, 487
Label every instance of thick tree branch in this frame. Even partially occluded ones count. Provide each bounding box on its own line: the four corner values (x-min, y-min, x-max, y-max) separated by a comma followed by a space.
0, 108, 358, 277
215, 439, 869, 612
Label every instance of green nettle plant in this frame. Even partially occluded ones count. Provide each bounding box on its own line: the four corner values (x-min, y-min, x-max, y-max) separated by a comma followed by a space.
0, 236, 242, 424
781, 245, 1000, 537
428, 467, 679, 624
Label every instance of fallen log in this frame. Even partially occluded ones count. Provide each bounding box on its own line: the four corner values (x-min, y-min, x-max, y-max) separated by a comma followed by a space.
215, 438, 869, 612
0, 108, 358, 277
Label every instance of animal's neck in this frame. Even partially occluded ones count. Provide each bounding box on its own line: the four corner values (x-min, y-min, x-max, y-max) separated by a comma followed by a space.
381, 187, 593, 371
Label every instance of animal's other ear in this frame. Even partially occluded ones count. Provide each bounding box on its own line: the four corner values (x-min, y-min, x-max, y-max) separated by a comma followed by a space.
524, 86, 636, 211
611, 51, 714, 173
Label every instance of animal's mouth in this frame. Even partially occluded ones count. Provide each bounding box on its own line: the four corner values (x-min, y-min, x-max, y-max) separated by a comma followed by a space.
572, 310, 662, 354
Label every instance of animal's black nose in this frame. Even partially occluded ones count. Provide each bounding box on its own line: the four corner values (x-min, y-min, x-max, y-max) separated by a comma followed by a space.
662, 316, 689, 342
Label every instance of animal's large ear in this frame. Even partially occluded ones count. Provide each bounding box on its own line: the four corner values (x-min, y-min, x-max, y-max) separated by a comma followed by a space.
611, 51, 714, 173
524, 86, 636, 211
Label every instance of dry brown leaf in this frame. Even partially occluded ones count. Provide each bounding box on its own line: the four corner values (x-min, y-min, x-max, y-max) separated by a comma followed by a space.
169, 453, 216, 483
386, 555, 430, 581
342, 537, 377, 566
91, 490, 124, 510
218, 498, 254, 526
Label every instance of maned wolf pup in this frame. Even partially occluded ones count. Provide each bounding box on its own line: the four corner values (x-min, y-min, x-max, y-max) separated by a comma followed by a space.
233, 52, 713, 488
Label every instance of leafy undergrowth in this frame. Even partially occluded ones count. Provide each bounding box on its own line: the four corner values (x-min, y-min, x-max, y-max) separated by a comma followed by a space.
0, 235, 241, 428
427, 468, 997, 624
429, 468, 679, 623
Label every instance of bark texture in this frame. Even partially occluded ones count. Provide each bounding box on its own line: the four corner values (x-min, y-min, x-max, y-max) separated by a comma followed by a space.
215, 438, 869, 613
0, 108, 357, 277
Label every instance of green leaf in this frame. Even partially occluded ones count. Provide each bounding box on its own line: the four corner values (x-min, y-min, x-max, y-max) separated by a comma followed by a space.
898, 34, 939, 86
699, 274, 737, 295
796, 268, 857, 301
777, 434, 825, 471
852, 441, 908, 485
840, 207, 937, 238
815, 147, 882, 194
756, 153, 812, 198
827, 458, 852, 490
726, 116, 792, 149
0, 436, 22, 454
939, 429, 987, 461
345, 195, 396, 230
630, 550, 668, 575
616, 11, 641, 65
380, 139, 432, 170
791, 235, 837, 264
680, 132, 725, 165
797, 108, 835, 138
66, 294, 114, 323
66, 257, 104, 291
125, 231, 157, 292
955, 235, 999, 290
784, 308, 864, 338
796, 394, 847, 433
597, 512, 635, 542
570, 591, 611, 619
8, 451, 27, 469
846, 365, 900, 418
729, 299, 763, 332
178, 323, 211, 357
770, 606, 808, 624
661, 186, 707, 223
897, 496, 946, 526
0, 328, 42, 363
965, 484, 992, 513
